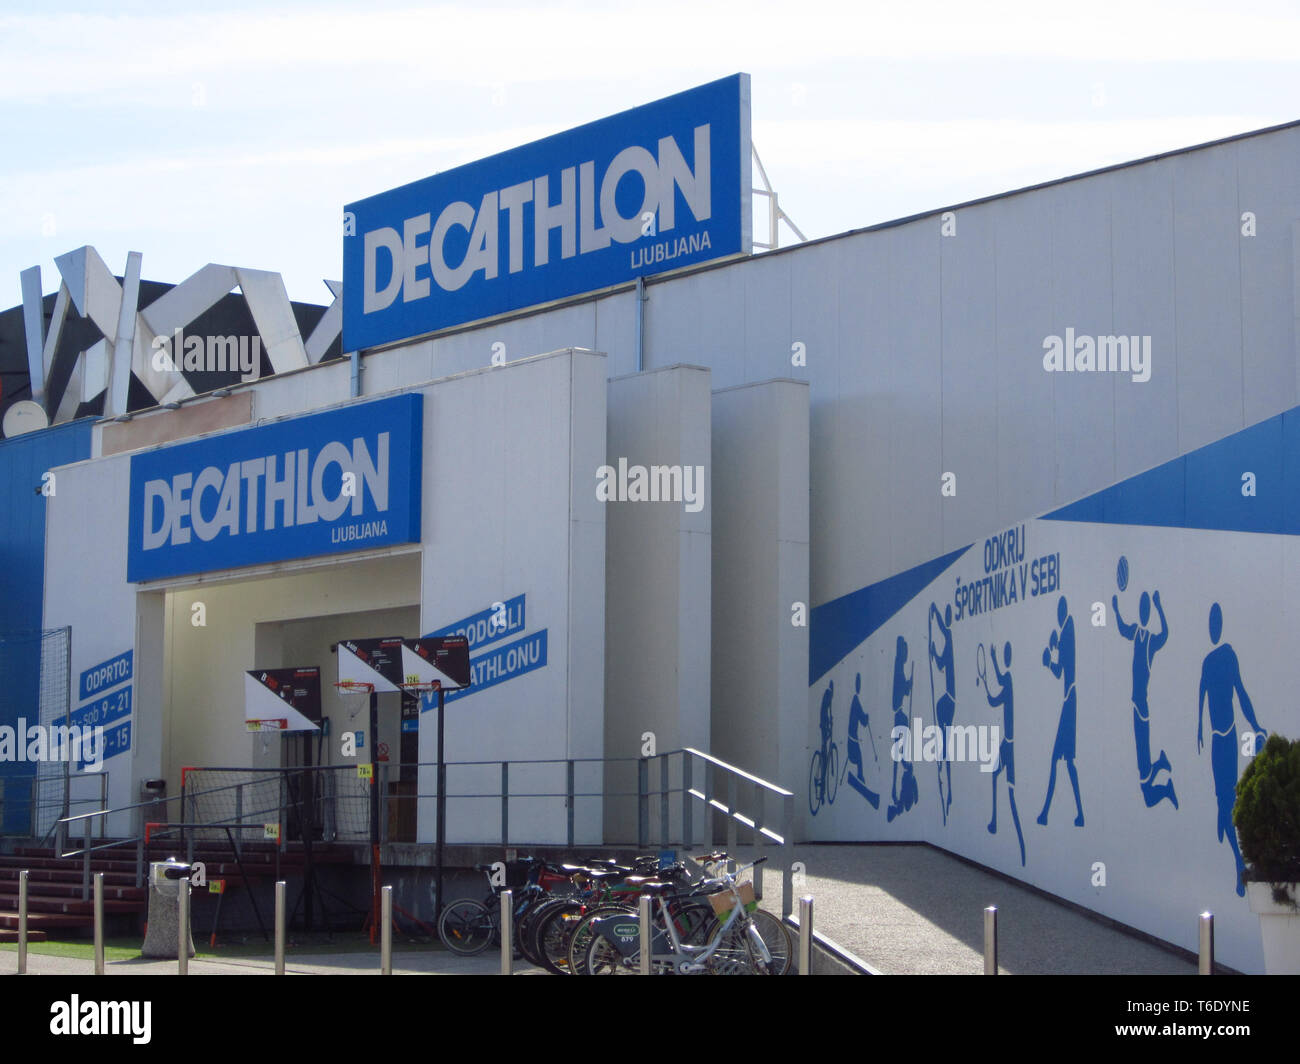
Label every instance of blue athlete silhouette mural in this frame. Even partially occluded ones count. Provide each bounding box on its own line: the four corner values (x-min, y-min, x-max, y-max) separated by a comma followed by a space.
1197, 603, 1266, 896
1113, 567, 1178, 809
1038, 595, 1084, 827
979, 641, 1025, 866
844, 673, 880, 809
928, 603, 956, 824
809, 682, 839, 815
887, 636, 919, 822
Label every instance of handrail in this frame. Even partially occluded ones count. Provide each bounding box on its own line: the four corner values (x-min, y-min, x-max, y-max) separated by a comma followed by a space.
683, 747, 795, 796
50, 749, 796, 915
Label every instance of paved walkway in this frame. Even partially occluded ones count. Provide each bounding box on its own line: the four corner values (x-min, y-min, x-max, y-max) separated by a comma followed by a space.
0, 947, 545, 976
767, 843, 1196, 975
1, 843, 1198, 976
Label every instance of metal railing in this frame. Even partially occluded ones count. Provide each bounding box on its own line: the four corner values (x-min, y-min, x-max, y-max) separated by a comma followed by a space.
641, 748, 795, 917
0, 771, 109, 840
49, 748, 794, 913
56, 788, 180, 898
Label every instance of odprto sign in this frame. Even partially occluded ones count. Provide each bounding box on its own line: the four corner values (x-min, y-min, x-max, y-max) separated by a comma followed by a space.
127, 394, 423, 582
343, 74, 751, 351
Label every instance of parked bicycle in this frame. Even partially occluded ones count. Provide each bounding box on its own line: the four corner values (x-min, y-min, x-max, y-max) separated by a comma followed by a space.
581, 857, 786, 975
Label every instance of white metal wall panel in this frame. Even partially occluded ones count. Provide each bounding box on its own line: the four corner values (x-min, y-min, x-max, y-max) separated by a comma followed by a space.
710, 380, 809, 793
886, 225, 945, 583
993, 190, 1060, 523
741, 248, 793, 384
1172, 146, 1244, 452
1111, 157, 1181, 486
939, 200, 1001, 552
1046, 176, 1120, 509
1235, 134, 1300, 425
591, 289, 637, 379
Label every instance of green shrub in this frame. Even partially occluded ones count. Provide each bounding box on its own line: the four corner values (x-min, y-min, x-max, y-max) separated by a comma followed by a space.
1234, 733, 1300, 903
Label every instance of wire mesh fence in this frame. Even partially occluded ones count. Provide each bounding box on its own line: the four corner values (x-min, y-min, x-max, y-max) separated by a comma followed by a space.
0, 626, 72, 838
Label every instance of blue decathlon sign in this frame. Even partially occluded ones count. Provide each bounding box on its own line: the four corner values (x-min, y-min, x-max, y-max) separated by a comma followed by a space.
343, 74, 751, 350
425, 594, 526, 652
127, 394, 422, 582
422, 630, 548, 708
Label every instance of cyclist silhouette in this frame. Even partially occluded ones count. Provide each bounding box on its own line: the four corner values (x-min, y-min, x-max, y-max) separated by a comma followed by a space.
808, 682, 838, 814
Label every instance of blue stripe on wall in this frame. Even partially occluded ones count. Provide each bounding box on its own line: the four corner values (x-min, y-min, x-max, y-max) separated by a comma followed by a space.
809, 545, 971, 685
810, 404, 1300, 691
1044, 410, 1292, 533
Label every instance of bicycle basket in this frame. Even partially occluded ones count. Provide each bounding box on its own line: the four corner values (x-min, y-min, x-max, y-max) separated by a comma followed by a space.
708, 881, 757, 917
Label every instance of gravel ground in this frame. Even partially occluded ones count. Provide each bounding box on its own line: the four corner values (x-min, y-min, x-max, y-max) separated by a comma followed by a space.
759, 843, 1196, 975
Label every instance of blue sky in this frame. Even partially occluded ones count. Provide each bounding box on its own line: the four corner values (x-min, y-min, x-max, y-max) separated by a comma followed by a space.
2, 0, 1297, 309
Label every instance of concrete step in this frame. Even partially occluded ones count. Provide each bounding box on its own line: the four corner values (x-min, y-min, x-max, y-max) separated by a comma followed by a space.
0, 927, 48, 942
0, 893, 143, 916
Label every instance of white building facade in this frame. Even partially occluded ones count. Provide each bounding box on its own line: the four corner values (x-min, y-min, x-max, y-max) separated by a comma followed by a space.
32, 89, 1300, 971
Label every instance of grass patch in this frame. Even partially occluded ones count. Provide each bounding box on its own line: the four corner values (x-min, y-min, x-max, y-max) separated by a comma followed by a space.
0, 938, 139, 961
0, 930, 445, 961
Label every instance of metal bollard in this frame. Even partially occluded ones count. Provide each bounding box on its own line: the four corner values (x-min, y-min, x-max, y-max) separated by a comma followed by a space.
93, 873, 105, 975
799, 895, 814, 975
82, 819, 92, 901
500, 889, 513, 975
639, 894, 653, 975
17, 870, 28, 975
381, 885, 393, 975
178, 878, 189, 975
274, 880, 286, 975
1199, 911, 1214, 975
983, 906, 998, 975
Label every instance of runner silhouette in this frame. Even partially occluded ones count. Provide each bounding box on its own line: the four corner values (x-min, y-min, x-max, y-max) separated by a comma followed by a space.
1038, 595, 1084, 827
1198, 603, 1265, 896
1114, 582, 1177, 809
982, 641, 1025, 866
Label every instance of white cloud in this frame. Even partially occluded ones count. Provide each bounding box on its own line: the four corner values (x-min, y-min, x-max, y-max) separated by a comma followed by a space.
1, 2, 1297, 104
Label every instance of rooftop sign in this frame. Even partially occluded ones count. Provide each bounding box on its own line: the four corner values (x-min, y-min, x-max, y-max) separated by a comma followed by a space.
343, 74, 751, 350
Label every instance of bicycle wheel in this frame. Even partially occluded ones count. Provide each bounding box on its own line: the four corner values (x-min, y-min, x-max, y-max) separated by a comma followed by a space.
567, 905, 635, 975
704, 919, 763, 975
438, 898, 494, 956
515, 897, 545, 965
672, 898, 715, 946
747, 909, 792, 974
584, 931, 636, 975
702, 908, 788, 974
534, 900, 584, 975
808, 749, 824, 816
827, 743, 839, 805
